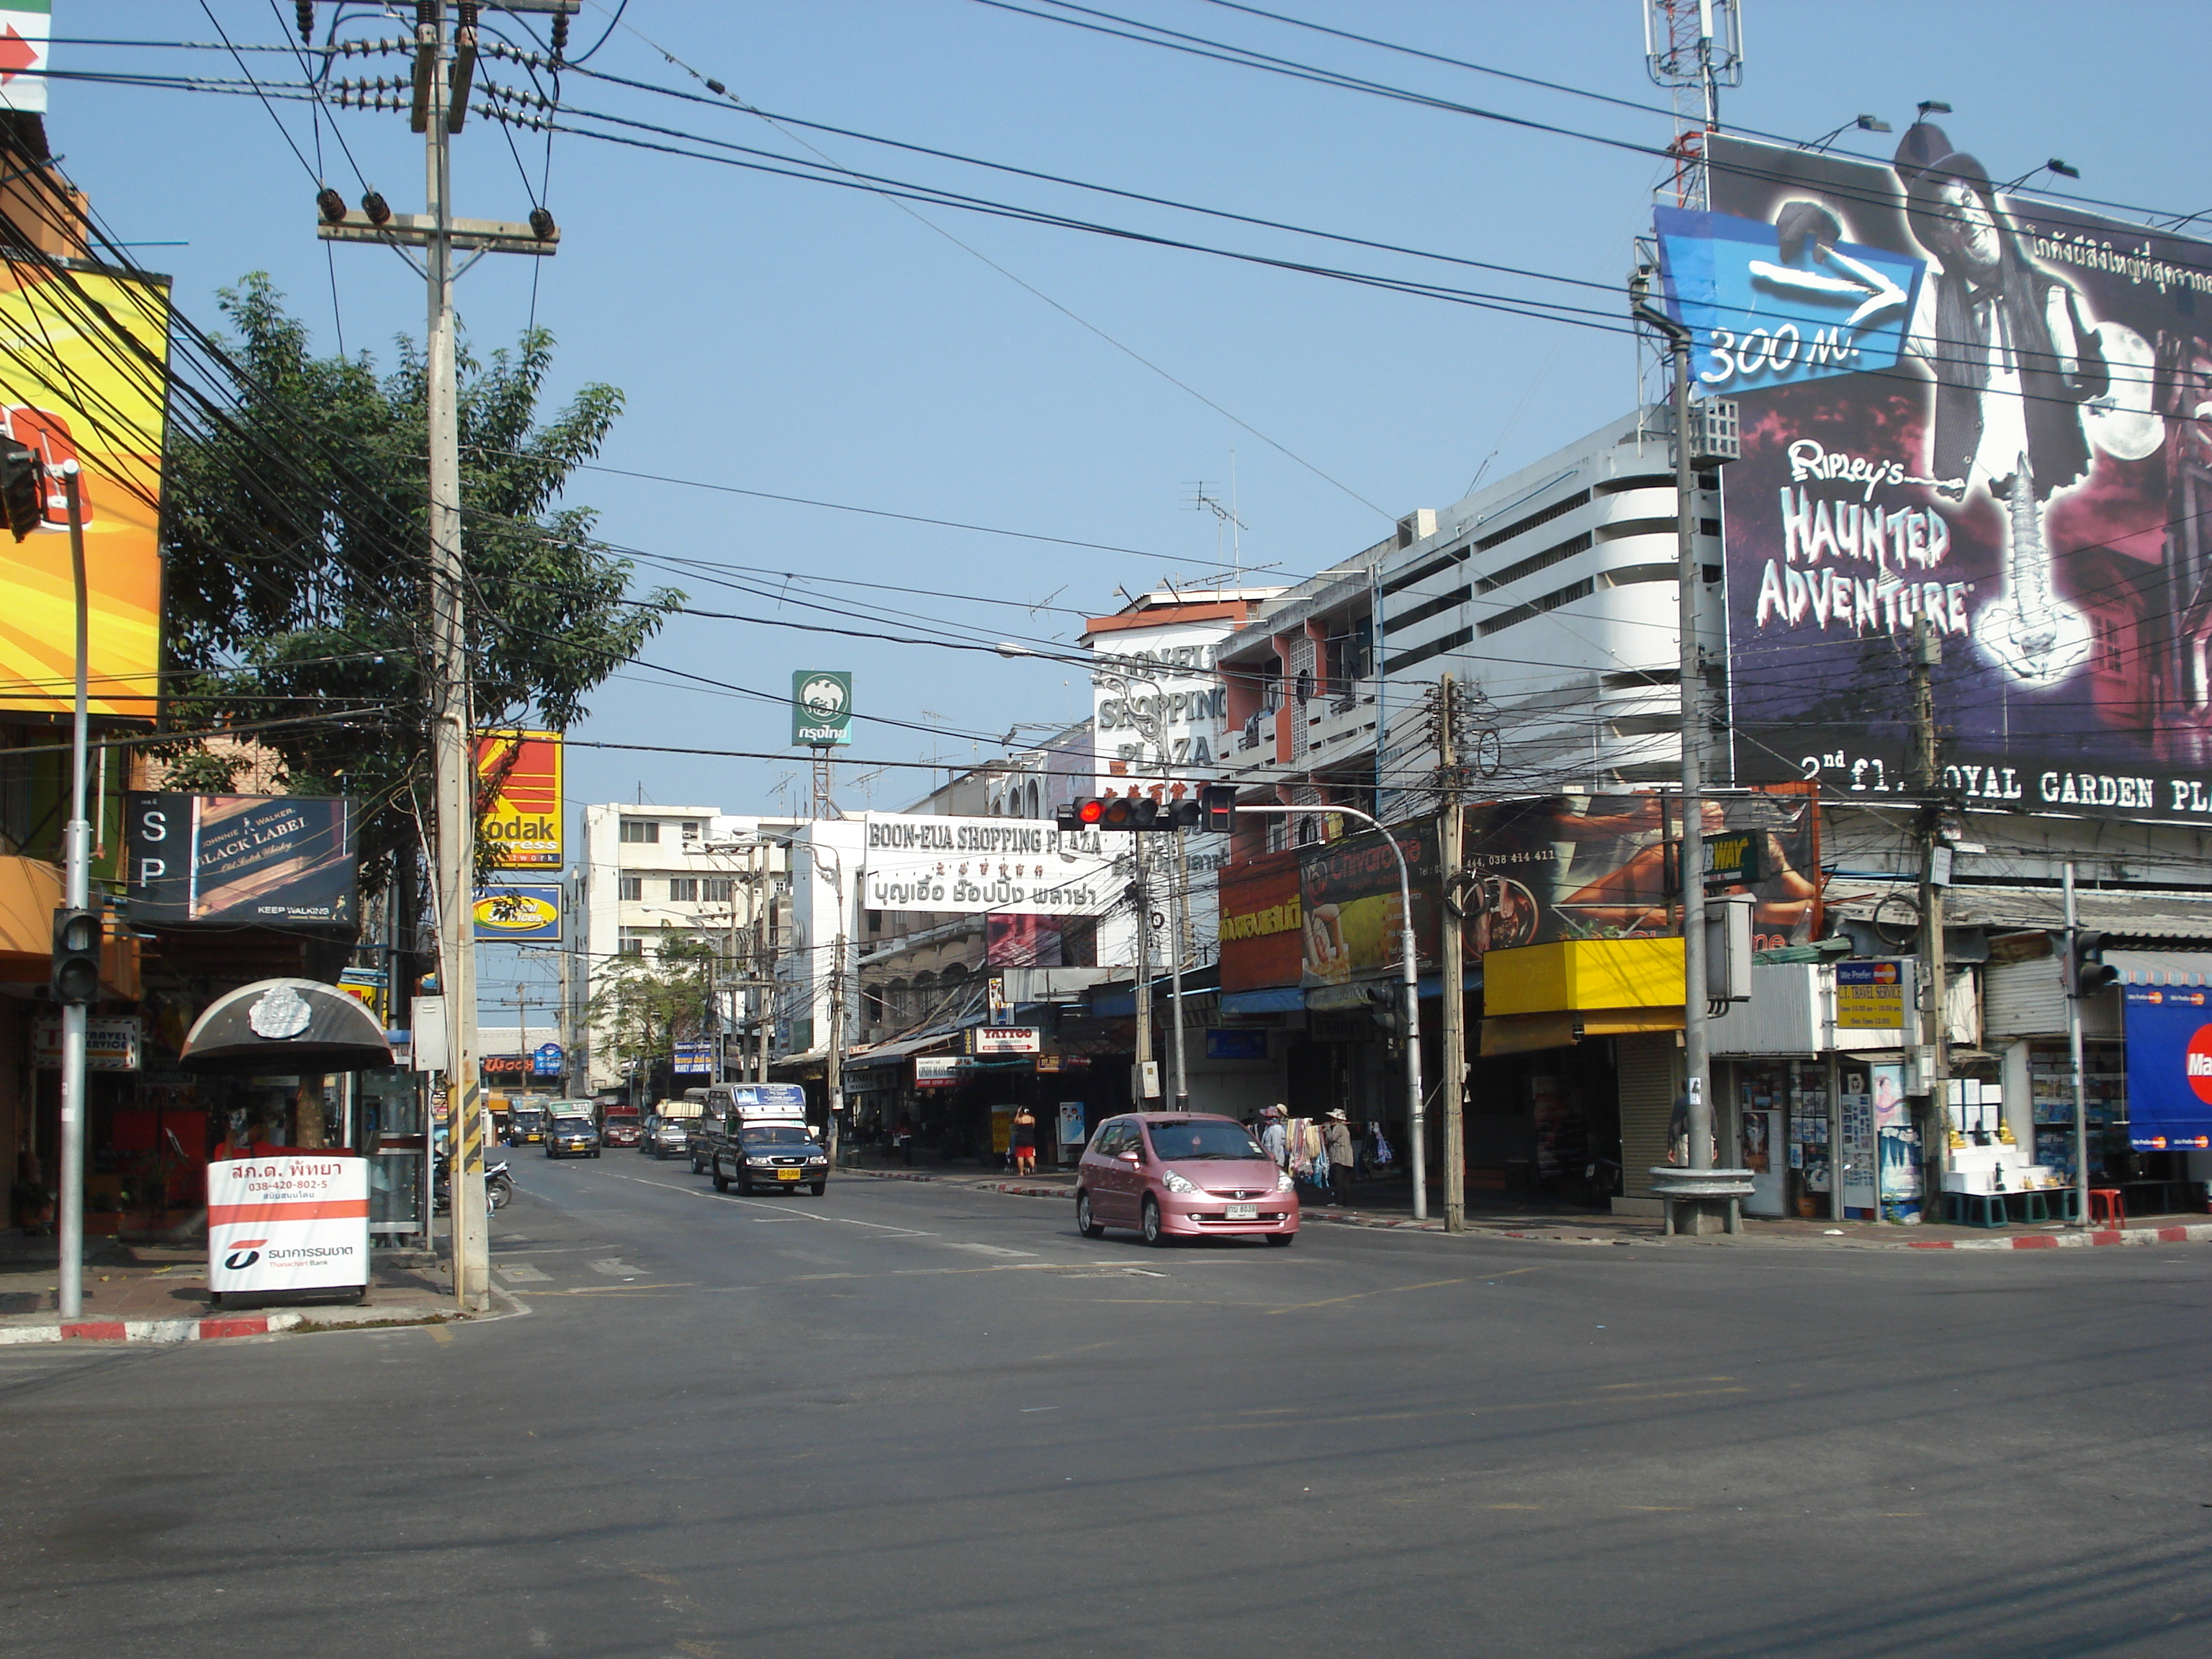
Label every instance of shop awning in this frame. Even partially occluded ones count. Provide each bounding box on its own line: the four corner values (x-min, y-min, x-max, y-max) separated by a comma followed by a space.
1480, 1008, 1683, 1058
1483, 938, 1684, 1019
2107, 949, 2212, 986
843, 1029, 962, 1071
1223, 986, 1304, 1015
1826, 883, 2212, 941
179, 977, 393, 1072
0, 855, 140, 997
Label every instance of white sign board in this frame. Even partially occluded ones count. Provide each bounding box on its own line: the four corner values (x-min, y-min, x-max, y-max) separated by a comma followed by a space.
861, 814, 1118, 916
1094, 622, 1232, 787
32, 1014, 141, 1071
208, 1154, 371, 1297
1058, 1101, 1088, 1146
0, 5, 50, 115
970, 1026, 1041, 1056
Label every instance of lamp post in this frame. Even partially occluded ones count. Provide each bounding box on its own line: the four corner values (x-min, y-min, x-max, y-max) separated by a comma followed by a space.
1227, 802, 1426, 1222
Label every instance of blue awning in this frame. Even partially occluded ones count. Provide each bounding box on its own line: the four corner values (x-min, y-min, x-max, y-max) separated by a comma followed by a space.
1222, 986, 1303, 1015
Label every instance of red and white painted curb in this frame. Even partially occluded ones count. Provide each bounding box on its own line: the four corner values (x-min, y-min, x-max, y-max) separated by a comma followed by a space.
0, 1312, 305, 1346
1907, 1221, 2212, 1251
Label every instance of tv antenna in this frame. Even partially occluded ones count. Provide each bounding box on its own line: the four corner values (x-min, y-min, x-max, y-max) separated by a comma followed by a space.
1184, 475, 1249, 583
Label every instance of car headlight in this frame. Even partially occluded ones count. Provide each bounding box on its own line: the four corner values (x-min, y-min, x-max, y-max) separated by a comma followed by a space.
748, 1158, 774, 1167
1160, 1169, 1197, 1195
1276, 1170, 1296, 1192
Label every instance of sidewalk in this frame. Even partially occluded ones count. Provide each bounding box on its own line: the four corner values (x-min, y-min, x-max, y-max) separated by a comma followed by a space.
0, 1238, 467, 1345
838, 1152, 2212, 1253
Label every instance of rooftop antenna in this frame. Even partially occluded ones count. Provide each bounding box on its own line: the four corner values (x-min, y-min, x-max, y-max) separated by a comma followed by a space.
1184, 480, 1249, 585
1644, 0, 1744, 207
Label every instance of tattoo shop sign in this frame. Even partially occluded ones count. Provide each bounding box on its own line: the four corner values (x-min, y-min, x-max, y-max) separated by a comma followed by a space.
860, 814, 1119, 916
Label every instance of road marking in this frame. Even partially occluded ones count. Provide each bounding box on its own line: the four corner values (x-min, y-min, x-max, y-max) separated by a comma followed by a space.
496, 1264, 551, 1283
945, 1243, 1038, 1259
1598, 1376, 1737, 1390
550, 1283, 697, 1295
1265, 1277, 1465, 1315
428, 1325, 454, 1346
588, 1259, 644, 1277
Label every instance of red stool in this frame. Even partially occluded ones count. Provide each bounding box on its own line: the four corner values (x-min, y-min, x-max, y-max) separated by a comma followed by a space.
2088, 1187, 2125, 1226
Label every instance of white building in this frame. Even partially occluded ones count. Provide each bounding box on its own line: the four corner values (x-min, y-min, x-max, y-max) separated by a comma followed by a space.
575, 804, 801, 1093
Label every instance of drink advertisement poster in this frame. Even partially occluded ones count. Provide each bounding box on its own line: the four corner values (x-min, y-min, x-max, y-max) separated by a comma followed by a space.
125, 793, 356, 927
1662, 132, 2212, 824
207, 1154, 370, 1295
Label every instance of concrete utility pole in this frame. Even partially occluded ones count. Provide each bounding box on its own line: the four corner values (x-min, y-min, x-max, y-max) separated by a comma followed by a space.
1233, 803, 1425, 1220
2063, 863, 2091, 1231
1166, 827, 1190, 1107
315, 1, 563, 1311
55, 466, 91, 1321
1437, 673, 1467, 1234
1910, 617, 1951, 1202
1132, 837, 1156, 1103
1631, 271, 1719, 1232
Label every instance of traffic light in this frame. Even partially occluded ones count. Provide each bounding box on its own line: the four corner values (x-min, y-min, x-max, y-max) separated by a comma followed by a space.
2067, 930, 2118, 999
1199, 783, 1237, 834
1056, 794, 1211, 832
49, 907, 102, 1005
0, 442, 42, 541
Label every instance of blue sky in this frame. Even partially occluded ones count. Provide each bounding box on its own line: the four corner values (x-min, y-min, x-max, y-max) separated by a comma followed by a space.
44, 1, 2212, 1012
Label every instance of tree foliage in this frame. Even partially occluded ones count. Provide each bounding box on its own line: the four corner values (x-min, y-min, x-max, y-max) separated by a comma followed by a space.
585, 933, 721, 1090
161, 274, 682, 888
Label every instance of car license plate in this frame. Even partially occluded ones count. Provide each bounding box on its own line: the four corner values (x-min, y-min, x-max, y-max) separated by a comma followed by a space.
1226, 1203, 1257, 1220
778, 1169, 802, 1182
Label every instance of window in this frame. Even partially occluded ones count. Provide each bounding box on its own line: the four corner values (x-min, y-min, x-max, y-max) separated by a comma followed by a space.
704, 877, 734, 903
617, 930, 647, 957
619, 819, 658, 844
618, 876, 642, 902
680, 820, 701, 841
670, 877, 700, 902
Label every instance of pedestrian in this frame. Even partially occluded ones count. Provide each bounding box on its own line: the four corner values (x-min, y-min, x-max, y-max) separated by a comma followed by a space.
1010, 1105, 1038, 1177
1323, 1109, 1355, 1208
1260, 1104, 1289, 1170
896, 1116, 914, 1166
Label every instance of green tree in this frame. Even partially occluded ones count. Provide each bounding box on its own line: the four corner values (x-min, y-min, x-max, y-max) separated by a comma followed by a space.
160, 274, 682, 890
586, 933, 720, 1099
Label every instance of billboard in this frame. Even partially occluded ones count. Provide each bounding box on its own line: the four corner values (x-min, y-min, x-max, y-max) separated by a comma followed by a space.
1457, 791, 1818, 966
125, 793, 356, 928
475, 731, 562, 868
793, 670, 853, 747
1677, 132, 2212, 821
860, 814, 1118, 916
1298, 822, 1439, 988
1217, 847, 1303, 993
2123, 986, 2212, 1151
472, 883, 562, 943
0, 256, 169, 719
0, 6, 49, 116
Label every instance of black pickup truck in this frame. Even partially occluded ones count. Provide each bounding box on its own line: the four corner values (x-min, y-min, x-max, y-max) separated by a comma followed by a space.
709, 1121, 831, 1195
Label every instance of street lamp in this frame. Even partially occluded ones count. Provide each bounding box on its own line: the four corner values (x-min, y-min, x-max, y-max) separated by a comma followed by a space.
1229, 802, 1428, 1223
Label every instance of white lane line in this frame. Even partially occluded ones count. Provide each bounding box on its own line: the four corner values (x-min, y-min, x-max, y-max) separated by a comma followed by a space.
945, 1243, 1038, 1259
588, 1259, 644, 1277
597, 1169, 938, 1236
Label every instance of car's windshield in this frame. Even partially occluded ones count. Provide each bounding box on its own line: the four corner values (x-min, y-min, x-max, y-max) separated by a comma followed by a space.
514, 1110, 544, 1126
740, 1125, 816, 1148
553, 1118, 592, 1133
1143, 1120, 1267, 1161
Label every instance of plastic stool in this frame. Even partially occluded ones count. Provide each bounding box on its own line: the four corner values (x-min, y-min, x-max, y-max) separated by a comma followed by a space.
2088, 1187, 2125, 1226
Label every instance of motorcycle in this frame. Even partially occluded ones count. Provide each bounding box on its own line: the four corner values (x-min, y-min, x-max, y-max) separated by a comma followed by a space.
434, 1156, 514, 1215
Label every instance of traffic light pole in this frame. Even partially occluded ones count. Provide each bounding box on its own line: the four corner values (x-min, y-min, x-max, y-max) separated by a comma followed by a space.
1167, 827, 1190, 1107
1231, 802, 1425, 1221
56, 465, 91, 1321
2064, 862, 2090, 1231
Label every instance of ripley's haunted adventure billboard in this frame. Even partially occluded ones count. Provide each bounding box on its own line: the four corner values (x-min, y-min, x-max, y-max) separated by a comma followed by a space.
1657, 129, 2212, 822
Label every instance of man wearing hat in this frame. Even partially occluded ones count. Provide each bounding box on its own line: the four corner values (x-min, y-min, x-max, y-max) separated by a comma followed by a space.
1322, 1109, 1355, 1208
1891, 120, 2110, 687
1260, 1105, 1289, 1171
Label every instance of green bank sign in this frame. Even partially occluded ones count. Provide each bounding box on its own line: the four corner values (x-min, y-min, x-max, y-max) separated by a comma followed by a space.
793, 670, 853, 747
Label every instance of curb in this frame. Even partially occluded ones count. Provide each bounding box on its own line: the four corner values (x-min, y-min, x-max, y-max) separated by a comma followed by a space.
840, 1167, 2212, 1253
0, 1312, 305, 1346
1906, 1222, 2212, 1251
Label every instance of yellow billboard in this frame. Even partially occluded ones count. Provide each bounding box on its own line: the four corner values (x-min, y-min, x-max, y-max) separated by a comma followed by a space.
0, 258, 169, 720
475, 729, 563, 868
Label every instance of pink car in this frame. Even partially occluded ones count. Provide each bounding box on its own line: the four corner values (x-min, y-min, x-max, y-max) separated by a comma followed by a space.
1076, 1112, 1298, 1247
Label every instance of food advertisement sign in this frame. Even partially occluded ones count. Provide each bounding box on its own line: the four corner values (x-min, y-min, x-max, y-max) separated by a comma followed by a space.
207, 1154, 370, 1296
125, 793, 356, 927
475, 731, 562, 869
0, 256, 169, 719
1678, 132, 2212, 823
1456, 793, 1818, 967
1217, 848, 1304, 993
1298, 822, 1439, 988
861, 814, 1118, 916
472, 884, 562, 943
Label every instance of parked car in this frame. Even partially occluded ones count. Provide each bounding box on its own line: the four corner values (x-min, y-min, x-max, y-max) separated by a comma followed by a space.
1075, 1113, 1297, 1246
711, 1123, 830, 1195
647, 1116, 691, 1160
545, 1114, 601, 1159
601, 1112, 642, 1149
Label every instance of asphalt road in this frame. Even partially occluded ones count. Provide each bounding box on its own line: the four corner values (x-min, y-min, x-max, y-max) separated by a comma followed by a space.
4, 1154, 2211, 1658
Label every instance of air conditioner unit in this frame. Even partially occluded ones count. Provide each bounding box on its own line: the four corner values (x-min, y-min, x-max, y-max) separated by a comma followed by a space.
1395, 508, 1438, 548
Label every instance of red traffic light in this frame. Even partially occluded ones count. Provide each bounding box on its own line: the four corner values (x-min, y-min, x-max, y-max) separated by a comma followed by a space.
1077, 799, 1105, 825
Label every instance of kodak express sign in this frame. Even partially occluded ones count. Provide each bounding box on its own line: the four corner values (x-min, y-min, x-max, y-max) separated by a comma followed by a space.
475, 730, 563, 869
